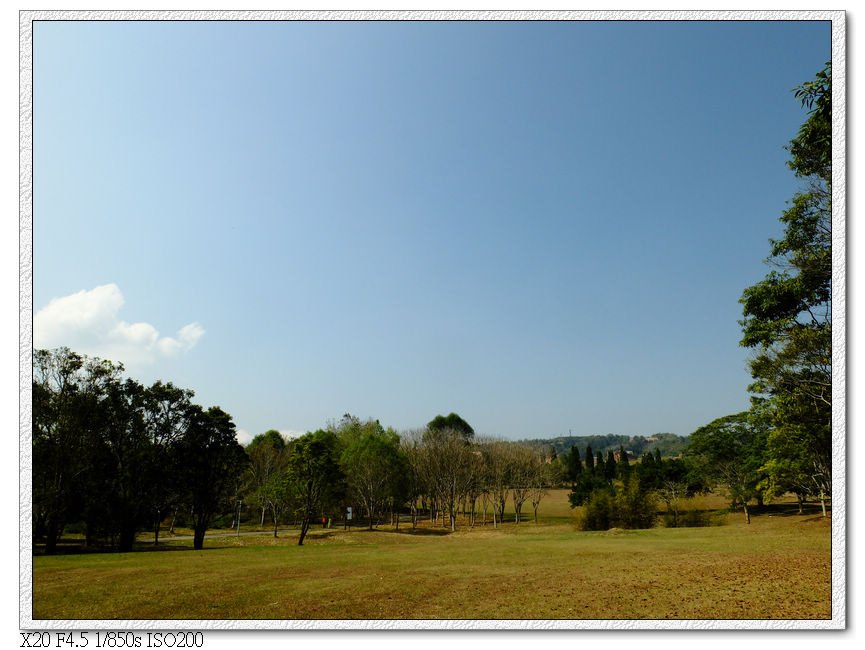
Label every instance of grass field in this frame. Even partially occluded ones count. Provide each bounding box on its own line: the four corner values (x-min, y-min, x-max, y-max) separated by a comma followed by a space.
31, 490, 832, 621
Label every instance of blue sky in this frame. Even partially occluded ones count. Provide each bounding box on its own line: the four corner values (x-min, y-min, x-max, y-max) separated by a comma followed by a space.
31, 19, 831, 443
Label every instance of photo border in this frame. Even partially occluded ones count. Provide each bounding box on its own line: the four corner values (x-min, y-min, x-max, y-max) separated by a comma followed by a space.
19, 8, 847, 631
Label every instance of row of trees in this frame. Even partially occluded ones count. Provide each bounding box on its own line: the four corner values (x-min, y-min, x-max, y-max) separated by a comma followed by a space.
562, 442, 703, 530
33, 368, 561, 551
33, 347, 247, 553
242, 413, 560, 544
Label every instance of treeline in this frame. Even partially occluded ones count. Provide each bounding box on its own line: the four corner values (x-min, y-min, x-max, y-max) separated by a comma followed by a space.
32, 354, 560, 552
524, 433, 688, 460
558, 444, 705, 530
33, 347, 246, 553
230, 412, 560, 545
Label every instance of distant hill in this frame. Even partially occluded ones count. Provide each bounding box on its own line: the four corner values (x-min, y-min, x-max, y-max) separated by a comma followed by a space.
519, 432, 688, 459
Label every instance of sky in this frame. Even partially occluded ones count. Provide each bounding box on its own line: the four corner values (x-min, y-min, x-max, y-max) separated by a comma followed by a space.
30, 18, 831, 444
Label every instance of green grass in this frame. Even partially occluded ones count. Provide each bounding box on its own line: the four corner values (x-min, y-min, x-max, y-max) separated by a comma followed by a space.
32, 491, 832, 621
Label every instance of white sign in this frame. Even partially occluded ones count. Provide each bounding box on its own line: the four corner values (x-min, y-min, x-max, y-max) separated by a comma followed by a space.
346, 506, 352, 520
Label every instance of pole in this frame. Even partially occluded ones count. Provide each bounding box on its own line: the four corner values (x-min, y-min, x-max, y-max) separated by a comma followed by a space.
236, 500, 242, 536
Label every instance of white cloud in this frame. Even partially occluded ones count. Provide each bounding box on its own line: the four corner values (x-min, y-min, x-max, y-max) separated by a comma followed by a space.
34, 284, 204, 369
235, 429, 254, 446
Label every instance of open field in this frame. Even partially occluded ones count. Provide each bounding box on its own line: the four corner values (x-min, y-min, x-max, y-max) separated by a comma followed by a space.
32, 491, 832, 621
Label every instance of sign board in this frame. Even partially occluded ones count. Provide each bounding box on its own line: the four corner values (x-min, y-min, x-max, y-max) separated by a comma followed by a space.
346, 506, 352, 520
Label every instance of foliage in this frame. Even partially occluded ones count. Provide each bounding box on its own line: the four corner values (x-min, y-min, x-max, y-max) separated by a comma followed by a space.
560, 445, 583, 482
243, 430, 289, 533
426, 412, 475, 439
337, 419, 409, 529
580, 475, 656, 531
284, 429, 346, 545
739, 63, 832, 513
33, 348, 246, 553
685, 412, 768, 524
174, 405, 248, 550
567, 471, 610, 507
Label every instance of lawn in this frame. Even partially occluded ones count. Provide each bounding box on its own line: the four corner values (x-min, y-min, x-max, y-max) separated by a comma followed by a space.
31, 491, 832, 621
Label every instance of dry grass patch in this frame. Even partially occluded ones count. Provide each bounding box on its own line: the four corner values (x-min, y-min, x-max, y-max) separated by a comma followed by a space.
33, 511, 831, 621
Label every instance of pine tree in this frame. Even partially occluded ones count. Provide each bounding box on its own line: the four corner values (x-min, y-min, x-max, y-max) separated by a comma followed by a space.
604, 450, 617, 482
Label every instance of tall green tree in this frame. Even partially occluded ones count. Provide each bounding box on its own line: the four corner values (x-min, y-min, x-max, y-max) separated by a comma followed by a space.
32, 348, 116, 553
604, 450, 617, 482
686, 412, 768, 524
739, 63, 832, 514
244, 429, 288, 528
339, 422, 407, 530
563, 445, 583, 482
174, 405, 247, 549
285, 429, 346, 545
88, 374, 153, 552
142, 381, 194, 545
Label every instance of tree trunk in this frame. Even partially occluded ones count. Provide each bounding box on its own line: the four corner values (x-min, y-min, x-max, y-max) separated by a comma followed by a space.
743, 501, 751, 525
44, 516, 60, 555
193, 526, 206, 550
153, 512, 160, 546
298, 518, 310, 546
820, 489, 827, 517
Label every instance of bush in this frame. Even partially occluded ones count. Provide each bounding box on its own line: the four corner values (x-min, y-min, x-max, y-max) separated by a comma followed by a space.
580, 477, 657, 531
581, 489, 615, 531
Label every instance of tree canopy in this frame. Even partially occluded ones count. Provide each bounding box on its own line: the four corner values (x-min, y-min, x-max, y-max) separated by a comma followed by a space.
739, 62, 832, 512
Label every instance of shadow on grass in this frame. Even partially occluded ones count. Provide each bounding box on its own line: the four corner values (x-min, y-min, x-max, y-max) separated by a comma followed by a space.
756, 503, 829, 518
33, 542, 225, 556
338, 525, 452, 537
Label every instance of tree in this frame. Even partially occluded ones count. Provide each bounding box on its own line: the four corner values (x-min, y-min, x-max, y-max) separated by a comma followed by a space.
686, 412, 768, 524
88, 374, 153, 552
616, 445, 631, 479
174, 405, 247, 549
142, 381, 194, 545
567, 469, 611, 508
32, 349, 120, 553
479, 438, 511, 528
284, 430, 345, 545
339, 421, 407, 530
244, 430, 288, 528
423, 426, 476, 531
562, 445, 582, 482
604, 450, 617, 483
528, 449, 557, 524
508, 444, 535, 524
739, 63, 832, 515
427, 413, 474, 440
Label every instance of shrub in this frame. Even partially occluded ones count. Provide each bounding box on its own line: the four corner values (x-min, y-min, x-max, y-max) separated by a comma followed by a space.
580, 476, 657, 531
581, 488, 615, 531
